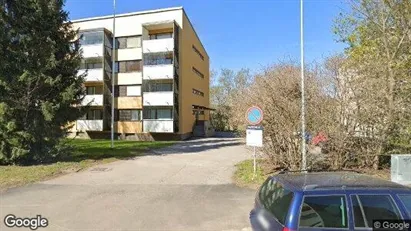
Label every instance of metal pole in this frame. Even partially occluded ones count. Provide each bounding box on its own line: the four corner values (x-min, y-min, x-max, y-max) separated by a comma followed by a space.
300, 0, 307, 170
111, 0, 116, 148
253, 146, 256, 179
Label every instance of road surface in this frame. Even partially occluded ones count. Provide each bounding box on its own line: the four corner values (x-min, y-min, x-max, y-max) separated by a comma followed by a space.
0, 136, 255, 231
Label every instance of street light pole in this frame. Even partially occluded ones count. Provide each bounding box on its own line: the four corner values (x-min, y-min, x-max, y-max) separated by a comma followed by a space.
300, 0, 307, 170
111, 0, 116, 148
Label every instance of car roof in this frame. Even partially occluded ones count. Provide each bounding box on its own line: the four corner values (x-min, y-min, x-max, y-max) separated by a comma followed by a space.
272, 172, 411, 192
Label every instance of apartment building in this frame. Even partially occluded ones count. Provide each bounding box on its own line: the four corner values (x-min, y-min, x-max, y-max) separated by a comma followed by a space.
69, 7, 211, 140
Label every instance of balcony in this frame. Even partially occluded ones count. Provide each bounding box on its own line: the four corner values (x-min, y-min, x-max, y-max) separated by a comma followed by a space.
76, 120, 103, 131
116, 48, 142, 61
82, 44, 103, 58
143, 92, 173, 106
143, 65, 173, 80
78, 69, 104, 82
81, 95, 104, 106
143, 120, 173, 133
115, 121, 143, 133
143, 38, 174, 53
116, 72, 142, 85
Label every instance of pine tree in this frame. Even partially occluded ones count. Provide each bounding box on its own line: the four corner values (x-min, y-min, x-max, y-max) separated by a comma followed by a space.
0, 0, 85, 165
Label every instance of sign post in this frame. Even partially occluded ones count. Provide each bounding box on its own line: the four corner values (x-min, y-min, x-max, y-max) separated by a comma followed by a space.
246, 106, 263, 179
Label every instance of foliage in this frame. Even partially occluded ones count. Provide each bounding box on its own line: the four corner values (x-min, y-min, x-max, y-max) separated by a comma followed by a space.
0, 0, 86, 165
210, 68, 253, 131
334, 0, 411, 168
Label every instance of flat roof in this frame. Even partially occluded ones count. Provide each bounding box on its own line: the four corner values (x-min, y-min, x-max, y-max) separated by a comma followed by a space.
274, 172, 411, 191
71, 6, 183, 23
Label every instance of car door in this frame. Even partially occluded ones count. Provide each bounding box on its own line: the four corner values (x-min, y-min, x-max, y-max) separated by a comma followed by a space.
348, 193, 404, 230
297, 194, 350, 231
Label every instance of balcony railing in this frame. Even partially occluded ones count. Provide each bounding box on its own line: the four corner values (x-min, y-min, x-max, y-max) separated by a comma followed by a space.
143, 64, 173, 80
116, 72, 142, 85
81, 44, 103, 58
143, 120, 173, 133
76, 120, 103, 131
78, 68, 104, 82
143, 38, 174, 53
116, 48, 142, 61
81, 95, 104, 106
143, 92, 173, 106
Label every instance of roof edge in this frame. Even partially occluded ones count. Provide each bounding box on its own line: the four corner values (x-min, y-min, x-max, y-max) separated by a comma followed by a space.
70, 6, 183, 23
182, 8, 209, 59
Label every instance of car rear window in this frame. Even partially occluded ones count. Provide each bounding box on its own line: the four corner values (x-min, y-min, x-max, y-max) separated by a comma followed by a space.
299, 195, 348, 228
351, 195, 402, 228
258, 178, 294, 225
398, 195, 411, 216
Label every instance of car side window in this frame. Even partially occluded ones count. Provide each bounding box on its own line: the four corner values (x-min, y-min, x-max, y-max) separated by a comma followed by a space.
299, 195, 348, 228
351, 195, 402, 228
398, 195, 411, 217
259, 178, 294, 225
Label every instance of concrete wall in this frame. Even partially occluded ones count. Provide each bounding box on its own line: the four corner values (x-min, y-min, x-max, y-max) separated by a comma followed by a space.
179, 11, 210, 134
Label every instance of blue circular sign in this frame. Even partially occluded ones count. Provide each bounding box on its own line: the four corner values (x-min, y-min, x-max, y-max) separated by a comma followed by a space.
246, 106, 263, 125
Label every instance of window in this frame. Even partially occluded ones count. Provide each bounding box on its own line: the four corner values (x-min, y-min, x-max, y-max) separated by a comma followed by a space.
86, 86, 102, 95
143, 108, 173, 120
115, 60, 142, 73
80, 58, 102, 70
149, 32, 172, 40
157, 109, 172, 119
116, 85, 141, 97
116, 36, 141, 49
193, 89, 204, 97
192, 45, 204, 60
299, 195, 348, 228
351, 195, 402, 228
143, 53, 173, 66
398, 195, 411, 216
86, 86, 96, 95
258, 178, 293, 225
118, 110, 141, 121
192, 67, 204, 78
80, 32, 103, 45
144, 83, 173, 92
85, 109, 103, 120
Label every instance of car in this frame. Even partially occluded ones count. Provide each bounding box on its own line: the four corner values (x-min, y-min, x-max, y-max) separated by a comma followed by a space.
249, 171, 411, 231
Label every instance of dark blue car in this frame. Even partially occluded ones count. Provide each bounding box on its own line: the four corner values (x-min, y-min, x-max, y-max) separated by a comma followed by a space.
250, 171, 411, 231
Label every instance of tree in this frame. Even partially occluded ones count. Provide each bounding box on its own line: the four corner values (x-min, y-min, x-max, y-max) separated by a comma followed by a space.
0, 0, 85, 165
334, 0, 411, 168
210, 68, 252, 131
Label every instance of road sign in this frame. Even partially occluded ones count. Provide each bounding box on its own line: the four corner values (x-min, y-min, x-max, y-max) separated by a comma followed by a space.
246, 106, 263, 125
246, 125, 263, 147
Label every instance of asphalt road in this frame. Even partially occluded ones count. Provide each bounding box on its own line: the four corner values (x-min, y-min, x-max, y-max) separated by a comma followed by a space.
0, 136, 255, 231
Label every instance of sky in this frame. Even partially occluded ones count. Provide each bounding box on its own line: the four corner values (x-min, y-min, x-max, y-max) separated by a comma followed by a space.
64, 0, 349, 73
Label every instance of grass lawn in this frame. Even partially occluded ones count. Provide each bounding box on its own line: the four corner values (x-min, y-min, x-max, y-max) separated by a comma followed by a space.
233, 159, 268, 189
0, 139, 175, 191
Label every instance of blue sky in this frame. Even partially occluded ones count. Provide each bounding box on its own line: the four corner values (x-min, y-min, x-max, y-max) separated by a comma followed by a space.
65, 0, 349, 72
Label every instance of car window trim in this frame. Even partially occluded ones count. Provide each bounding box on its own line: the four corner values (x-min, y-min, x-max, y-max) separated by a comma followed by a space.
396, 194, 411, 217
354, 195, 369, 227
297, 194, 350, 230
351, 193, 404, 229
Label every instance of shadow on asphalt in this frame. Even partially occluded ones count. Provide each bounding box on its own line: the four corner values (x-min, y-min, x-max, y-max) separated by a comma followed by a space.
146, 133, 244, 156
